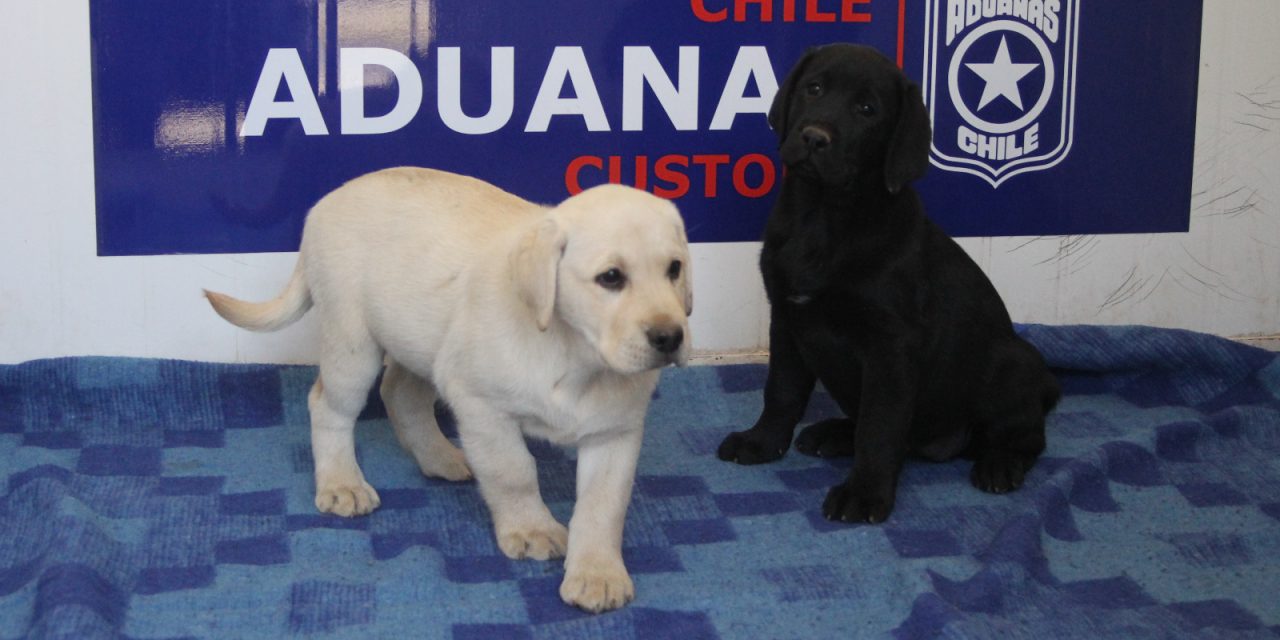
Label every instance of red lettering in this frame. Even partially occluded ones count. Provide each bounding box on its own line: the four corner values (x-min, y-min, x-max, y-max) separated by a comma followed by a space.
603, 156, 649, 190
692, 154, 731, 197
608, 155, 622, 184
634, 155, 649, 191
653, 155, 691, 198
568, 153, 780, 199
734, 0, 772, 22
698, 0, 872, 23
783, 0, 797, 21
806, 0, 836, 22
690, 0, 728, 21
565, 155, 603, 195
897, 0, 905, 66
842, 0, 871, 22
733, 153, 776, 198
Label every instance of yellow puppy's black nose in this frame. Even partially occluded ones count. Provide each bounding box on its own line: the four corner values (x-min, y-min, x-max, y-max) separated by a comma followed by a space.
647, 327, 684, 354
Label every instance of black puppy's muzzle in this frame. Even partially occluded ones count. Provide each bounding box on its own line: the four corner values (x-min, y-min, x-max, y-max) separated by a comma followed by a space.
780, 123, 838, 173
800, 125, 832, 153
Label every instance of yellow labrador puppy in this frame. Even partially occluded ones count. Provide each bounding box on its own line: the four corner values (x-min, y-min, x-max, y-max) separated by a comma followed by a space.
205, 167, 692, 612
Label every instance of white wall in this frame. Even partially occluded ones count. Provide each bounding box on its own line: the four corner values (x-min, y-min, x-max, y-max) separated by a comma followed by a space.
0, 1, 1275, 365
967, 2, 1280, 337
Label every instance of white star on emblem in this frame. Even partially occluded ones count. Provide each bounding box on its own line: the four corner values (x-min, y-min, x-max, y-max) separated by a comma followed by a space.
965, 36, 1039, 111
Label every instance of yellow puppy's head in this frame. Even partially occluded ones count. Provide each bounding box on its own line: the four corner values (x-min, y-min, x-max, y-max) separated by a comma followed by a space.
512, 184, 693, 373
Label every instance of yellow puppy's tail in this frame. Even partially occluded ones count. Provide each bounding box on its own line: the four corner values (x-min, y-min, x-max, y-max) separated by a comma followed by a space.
204, 259, 312, 332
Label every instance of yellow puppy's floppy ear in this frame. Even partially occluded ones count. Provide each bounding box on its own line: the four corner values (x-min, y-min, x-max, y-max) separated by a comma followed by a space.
678, 253, 694, 317
680, 263, 691, 316
511, 218, 567, 331
662, 204, 694, 317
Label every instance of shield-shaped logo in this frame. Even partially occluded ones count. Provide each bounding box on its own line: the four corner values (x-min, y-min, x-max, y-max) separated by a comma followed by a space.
923, 0, 1080, 188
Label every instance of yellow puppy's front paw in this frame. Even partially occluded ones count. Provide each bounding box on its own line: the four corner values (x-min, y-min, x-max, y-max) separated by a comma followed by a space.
314, 481, 381, 517
560, 565, 635, 613
496, 522, 569, 561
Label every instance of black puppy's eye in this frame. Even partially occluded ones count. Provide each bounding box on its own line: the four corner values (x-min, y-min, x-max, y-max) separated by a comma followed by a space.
805, 82, 823, 97
596, 268, 626, 291
857, 103, 877, 116
667, 260, 682, 281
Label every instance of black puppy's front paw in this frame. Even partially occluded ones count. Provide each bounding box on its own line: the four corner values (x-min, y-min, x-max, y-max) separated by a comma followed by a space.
794, 419, 857, 458
970, 451, 1031, 494
717, 430, 790, 465
822, 480, 895, 524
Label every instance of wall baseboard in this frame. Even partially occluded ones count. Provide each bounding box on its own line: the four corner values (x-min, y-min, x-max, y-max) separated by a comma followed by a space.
689, 350, 770, 366
1233, 335, 1280, 352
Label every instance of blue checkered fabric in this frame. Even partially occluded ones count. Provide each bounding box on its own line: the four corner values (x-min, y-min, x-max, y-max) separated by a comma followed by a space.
2, 325, 1279, 638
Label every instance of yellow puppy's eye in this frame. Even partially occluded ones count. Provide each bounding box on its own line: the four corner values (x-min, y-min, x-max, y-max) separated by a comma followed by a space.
667, 260, 682, 280
596, 268, 626, 291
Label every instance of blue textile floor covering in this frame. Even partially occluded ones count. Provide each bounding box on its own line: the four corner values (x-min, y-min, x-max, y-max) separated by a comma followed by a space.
2, 325, 1280, 638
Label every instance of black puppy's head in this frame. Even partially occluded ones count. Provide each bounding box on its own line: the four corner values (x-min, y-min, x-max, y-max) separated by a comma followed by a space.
769, 44, 932, 194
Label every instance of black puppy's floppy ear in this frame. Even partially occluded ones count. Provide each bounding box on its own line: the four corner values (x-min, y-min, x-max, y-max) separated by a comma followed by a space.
884, 79, 933, 194
768, 48, 817, 139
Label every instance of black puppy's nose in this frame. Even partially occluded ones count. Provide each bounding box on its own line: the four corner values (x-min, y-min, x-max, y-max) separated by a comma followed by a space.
647, 326, 684, 354
801, 126, 831, 152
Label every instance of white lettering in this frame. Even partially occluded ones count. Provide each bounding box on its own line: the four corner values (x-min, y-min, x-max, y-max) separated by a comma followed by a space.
437, 47, 515, 135
1028, 0, 1044, 38
1024, 121, 1040, 153
340, 48, 423, 135
526, 46, 611, 132
966, 0, 982, 28
958, 122, 1040, 160
1043, 0, 1060, 42
947, 0, 1061, 42
241, 48, 327, 136
710, 46, 778, 131
623, 46, 700, 131
243, 45, 787, 136
946, 0, 965, 45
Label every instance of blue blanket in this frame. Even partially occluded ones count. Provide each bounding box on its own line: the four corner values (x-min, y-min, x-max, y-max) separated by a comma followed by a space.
2, 325, 1278, 638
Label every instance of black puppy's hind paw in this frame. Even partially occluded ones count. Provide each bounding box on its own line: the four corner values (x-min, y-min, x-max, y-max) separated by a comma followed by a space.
717, 431, 789, 465
822, 481, 895, 524
794, 419, 857, 458
970, 452, 1030, 494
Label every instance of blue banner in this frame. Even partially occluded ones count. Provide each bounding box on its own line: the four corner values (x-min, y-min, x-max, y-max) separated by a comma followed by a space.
90, 0, 1202, 256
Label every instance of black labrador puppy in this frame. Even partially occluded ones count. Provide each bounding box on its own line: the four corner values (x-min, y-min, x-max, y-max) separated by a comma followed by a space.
717, 44, 1060, 524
